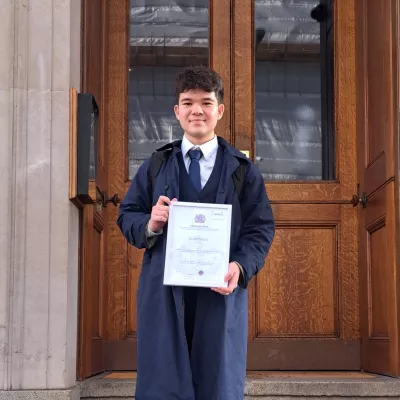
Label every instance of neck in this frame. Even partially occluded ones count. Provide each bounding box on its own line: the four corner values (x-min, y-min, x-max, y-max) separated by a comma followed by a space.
184, 132, 215, 146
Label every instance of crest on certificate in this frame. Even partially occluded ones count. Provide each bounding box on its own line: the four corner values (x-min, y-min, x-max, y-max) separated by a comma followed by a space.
194, 214, 206, 224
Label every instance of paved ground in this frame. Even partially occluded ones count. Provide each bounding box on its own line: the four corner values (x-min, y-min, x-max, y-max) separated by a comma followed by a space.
79, 371, 400, 399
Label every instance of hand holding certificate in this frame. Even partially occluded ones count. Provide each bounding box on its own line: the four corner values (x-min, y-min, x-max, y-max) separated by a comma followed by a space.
163, 201, 232, 288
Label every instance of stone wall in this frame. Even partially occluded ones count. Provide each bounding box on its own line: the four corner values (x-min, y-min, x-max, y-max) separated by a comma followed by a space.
0, 0, 81, 393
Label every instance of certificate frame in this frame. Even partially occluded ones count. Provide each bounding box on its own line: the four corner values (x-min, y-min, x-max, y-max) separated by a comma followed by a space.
163, 201, 232, 288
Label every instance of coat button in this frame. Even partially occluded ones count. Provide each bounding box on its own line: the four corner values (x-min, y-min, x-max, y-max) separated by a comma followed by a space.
165, 184, 169, 190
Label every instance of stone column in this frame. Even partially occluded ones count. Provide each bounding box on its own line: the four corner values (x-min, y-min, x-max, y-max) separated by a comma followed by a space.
0, 1, 81, 398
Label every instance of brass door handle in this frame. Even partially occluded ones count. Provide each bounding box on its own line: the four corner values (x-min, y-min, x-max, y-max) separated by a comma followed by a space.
350, 192, 367, 208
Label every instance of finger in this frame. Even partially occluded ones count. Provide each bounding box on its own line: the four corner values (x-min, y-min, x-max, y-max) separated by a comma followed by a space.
227, 279, 238, 292
224, 272, 233, 282
228, 269, 239, 282
152, 215, 167, 223
153, 209, 169, 217
211, 287, 231, 295
211, 288, 228, 295
171, 198, 178, 202
152, 212, 168, 221
157, 196, 171, 206
220, 281, 236, 294
154, 204, 170, 210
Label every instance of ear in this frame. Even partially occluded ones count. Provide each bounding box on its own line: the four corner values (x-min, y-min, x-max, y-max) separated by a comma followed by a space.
217, 103, 225, 120
174, 105, 180, 120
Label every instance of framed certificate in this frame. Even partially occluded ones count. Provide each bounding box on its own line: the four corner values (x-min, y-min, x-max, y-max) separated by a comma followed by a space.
163, 201, 232, 288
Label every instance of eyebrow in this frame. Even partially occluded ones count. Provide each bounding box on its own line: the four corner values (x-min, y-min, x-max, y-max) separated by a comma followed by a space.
180, 97, 216, 102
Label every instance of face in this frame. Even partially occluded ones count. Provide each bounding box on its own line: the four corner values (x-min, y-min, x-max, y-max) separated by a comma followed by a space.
174, 89, 224, 144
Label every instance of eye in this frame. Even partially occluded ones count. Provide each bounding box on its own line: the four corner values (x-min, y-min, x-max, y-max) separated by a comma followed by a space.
182, 102, 191, 106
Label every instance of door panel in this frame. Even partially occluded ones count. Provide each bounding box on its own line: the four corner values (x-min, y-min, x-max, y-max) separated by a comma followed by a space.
359, 183, 397, 374
106, 0, 361, 371
106, 0, 130, 369
77, 0, 109, 380
356, 0, 399, 376
247, 202, 359, 369
79, 206, 106, 378
235, 0, 359, 369
106, 0, 231, 370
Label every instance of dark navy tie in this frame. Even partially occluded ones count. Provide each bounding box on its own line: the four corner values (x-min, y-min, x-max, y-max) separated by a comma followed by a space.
188, 148, 202, 192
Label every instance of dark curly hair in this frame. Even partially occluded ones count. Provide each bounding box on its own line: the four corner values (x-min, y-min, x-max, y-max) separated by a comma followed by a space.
175, 66, 224, 104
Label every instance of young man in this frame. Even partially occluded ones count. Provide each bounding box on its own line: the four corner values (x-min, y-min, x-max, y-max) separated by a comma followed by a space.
117, 66, 275, 400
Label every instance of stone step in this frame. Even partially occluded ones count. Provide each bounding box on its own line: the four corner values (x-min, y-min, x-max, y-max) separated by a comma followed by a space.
79, 372, 400, 399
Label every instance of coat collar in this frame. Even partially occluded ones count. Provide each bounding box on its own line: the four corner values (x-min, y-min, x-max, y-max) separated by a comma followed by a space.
155, 136, 249, 163
159, 136, 249, 204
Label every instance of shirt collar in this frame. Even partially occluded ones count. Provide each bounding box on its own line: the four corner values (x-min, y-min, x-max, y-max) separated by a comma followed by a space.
181, 135, 218, 161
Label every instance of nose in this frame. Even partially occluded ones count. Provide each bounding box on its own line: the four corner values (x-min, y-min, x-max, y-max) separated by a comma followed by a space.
191, 104, 203, 114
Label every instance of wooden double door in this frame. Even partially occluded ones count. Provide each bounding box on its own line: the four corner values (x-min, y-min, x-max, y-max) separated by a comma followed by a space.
77, 0, 400, 379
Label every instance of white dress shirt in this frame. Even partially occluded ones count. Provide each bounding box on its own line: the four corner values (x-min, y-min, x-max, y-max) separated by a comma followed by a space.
181, 135, 218, 189
146, 135, 243, 281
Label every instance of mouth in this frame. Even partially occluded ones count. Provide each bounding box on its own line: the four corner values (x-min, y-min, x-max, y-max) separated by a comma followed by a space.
190, 120, 205, 123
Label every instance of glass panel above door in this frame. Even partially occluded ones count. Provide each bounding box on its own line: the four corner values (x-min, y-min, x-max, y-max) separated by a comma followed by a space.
255, 0, 334, 181
128, 1, 209, 179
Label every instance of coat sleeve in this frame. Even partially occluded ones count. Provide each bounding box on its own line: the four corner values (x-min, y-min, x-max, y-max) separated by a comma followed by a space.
231, 163, 275, 289
116, 159, 154, 249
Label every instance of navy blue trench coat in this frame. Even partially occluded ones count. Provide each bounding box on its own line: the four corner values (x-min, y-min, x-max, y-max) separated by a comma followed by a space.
117, 137, 275, 400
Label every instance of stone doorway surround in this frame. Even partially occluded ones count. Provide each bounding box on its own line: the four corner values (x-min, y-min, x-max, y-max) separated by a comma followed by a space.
0, 0, 81, 398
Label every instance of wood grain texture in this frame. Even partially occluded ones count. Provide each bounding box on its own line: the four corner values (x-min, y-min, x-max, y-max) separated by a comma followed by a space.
248, 201, 359, 367
359, 183, 397, 374
368, 219, 389, 338
236, 0, 360, 369
266, 183, 341, 203
210, 0, 232, 143
259, 226, 337, 336
331, 3, 360, 339
266, 183, 365, 205
270, 203, 340, 221
106, 0, 129, 343
81, 0, 108, 190
104, 370, 376, 379
233, 0, 254, 155
78, 206, 106, 379
103, 0, 361, 371
386, 179, 399, 375
365, 2, 393, 170
78, 0, 109, 379
91, 211, 106, 372
356, 0, 399, 376
356, 0, 394, 198
335, 0, 357, 199
392, 0, 400, 378
247, 339, 360, 371
127, 245, 143, 337
78, 206, 92, 379
340, 204, 359, 340
69, 88, 78, 200
362, 0, 395, 187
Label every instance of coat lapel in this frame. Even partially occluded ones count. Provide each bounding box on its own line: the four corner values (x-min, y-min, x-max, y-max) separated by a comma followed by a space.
164, 146, 181, 200
161, 136, 244, 203
216, 150, 239, 204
